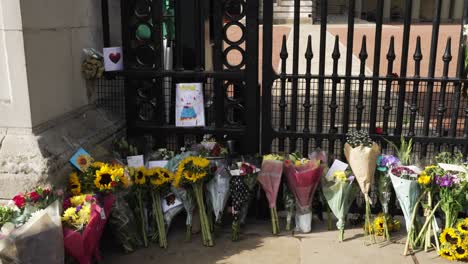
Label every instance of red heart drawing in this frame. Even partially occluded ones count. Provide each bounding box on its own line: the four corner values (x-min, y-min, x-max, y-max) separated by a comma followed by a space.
109, 53, 121, 64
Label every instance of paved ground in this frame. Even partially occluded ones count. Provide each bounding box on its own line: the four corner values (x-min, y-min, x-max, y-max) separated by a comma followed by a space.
102, 217, 448, 264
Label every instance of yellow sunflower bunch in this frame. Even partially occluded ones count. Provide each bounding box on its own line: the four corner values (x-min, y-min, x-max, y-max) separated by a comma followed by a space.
147, 167, 174, 188
93, 163, 125, 192
439, 221, 468, 261
370, 213, 400, 236
174, 156, 210, 187
131, 166, 148, 185
68, 172, 81, 195
61, 194, 93, 231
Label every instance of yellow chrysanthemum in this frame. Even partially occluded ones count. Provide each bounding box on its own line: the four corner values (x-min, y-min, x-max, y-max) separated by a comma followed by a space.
457, 219, 468, 235
440, 246, 458, 261
94, 164, 118, 191
133, 167, 147, 185
333, 171, 347, 182
68, 172, 81, 196
417, 175, 432, 185
440, 228, 461, 247
70, 194, 86, 207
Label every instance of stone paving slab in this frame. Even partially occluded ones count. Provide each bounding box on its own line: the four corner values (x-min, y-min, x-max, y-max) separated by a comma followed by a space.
102, 219, 449, 264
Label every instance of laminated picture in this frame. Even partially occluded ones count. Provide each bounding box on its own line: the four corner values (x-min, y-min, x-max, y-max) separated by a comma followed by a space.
175, 83, 205, 127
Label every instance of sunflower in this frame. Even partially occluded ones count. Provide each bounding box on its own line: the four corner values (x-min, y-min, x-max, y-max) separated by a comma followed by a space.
91, 161, 106, 169
94, 164, 118, 191
173, 156, 210, 187
133, 167, 147, 185
373, 215, 385, 236
76, 154, 92, 171
454, 244, 468, 260
440, 228, 462, 247
183, 171, 207, 183
147, 167, 174, 186
457, 219, 468, 235
440, 246, 457, 261
68, 172, 81, 195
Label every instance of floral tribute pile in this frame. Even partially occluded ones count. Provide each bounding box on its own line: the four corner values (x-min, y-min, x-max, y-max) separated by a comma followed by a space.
2, 133, 468, 263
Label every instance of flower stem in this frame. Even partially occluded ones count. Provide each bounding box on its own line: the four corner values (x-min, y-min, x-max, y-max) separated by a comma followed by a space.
186, 225, 192, 242
138, 189, 148, 247
339, 228, 345, 242
383, 215, 391, 241
403, 190, 426, 256
271, 207, 279, 235
232, 220, 240, 241
193, 183, 214, 247
152, 191, 167, 248
327, 206, 332, 231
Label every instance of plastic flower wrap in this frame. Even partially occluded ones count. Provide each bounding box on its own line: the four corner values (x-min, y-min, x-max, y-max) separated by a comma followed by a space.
165, 152, 197, 241
321, 160, 359, 241
62, 194, 114, 264
174, 156, 214, 247
147, 167, 174, 248
129, 166, 150, 247
0, 200, 63, 263
282, 184, 295, 231
438, 218, 468, 261
258, 154, 284, 234
344, 130, 380, 243
376, 154, 400, 241
229, 162, 259, 241
284, 152, 325, 233
206, 160, 231, 224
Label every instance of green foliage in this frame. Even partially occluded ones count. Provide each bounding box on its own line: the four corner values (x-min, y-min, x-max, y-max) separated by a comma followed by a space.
435, 151, 464, 164
0, 206, 17, 228
385, 136, 413, 166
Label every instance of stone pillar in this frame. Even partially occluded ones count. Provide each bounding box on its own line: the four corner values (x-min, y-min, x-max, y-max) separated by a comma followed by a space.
441, 0, 451, 21
412, 0, 421, 22
384, 0, 392, 22
356, 0, 362, 19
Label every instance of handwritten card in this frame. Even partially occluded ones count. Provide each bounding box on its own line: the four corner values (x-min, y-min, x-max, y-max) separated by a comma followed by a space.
325, 160, 348, 181
175, 83, 205, 127
127, 155, 144, 168
148, 160, 168, 168
69, 148, 93, 172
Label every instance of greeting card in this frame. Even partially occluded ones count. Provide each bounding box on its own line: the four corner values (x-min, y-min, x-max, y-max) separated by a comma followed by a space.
175, 83, 205, 127
103, 47, 123, 71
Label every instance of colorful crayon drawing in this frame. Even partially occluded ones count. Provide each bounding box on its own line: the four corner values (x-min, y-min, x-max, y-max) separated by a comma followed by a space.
175, 83, 205, 127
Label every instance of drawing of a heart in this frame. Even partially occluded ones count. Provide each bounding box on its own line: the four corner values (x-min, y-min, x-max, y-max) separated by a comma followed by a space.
109, 53, 121, 64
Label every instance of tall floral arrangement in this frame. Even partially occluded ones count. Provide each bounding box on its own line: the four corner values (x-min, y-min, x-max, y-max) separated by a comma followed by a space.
376, 154, 400, 241
129, 166, 149, 247
344, 130, 380, 243
174, 156, 214, 246
258, 154, 284, 235
147, 167, 174, 248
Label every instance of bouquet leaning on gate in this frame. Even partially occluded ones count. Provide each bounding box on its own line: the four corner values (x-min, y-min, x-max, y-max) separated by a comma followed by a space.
258, 154, 284, 235
321, 160, 359, 241
344, 130, 380, 243
284, 152, 325, 233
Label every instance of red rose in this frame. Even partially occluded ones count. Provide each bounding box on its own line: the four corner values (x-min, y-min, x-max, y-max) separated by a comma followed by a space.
13, 194, 25, 208
110, 181, 117, 187
240, 163, 253, 175
375, 127, 383, 135
29, 191, 40, 202
43, 189, 51, 195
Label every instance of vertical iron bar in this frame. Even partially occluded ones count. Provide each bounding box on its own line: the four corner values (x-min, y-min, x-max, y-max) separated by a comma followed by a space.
290, 0, 302, 152
303, 36, 313, 157
194, 0, 203, 71
382, 37, 396, 136
153, 0, 164, 124
213, 0, 224, 128
101, 0, 110, 47
329, 36, 340, 157
279, 36, 289, 152
261, 0, 275, 154
174, 0, 183, 70
356, 36, 368, 130
343, 0, 355, 136
395, 0, 413, 135
436, 38, 453, 137
422, 0, 442, 155
244, 0, 260, 154
317, 0, 328, 148
450, 0, 468, 137
369, 0, 384, 134
408, 36, 423, 137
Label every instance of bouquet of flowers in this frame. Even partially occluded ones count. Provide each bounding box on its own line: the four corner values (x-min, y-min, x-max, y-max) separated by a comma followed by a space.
0, 188, 63, 263
438, 218, 468, 261
174, 156, 214, 246
436, 169, 466, 229
62, 194, 114, 264
206, 162, 231, 224
129, 167, 150, 247
321, 160, 359, 241
284, 152, 325, 233
229, 162, 259, 241
258, 154, 284, 234
370, 213, 400, 237
344, 130, 380, 243
390, 166, 422, 254
147, 167, 174, 248
376, 154, 400, 240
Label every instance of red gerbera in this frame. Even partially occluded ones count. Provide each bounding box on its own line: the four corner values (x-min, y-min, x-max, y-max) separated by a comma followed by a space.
13, 194, 26, 208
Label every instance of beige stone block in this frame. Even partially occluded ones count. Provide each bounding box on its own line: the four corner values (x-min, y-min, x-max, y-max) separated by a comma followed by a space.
0, 0, 23, 30
23, 29, 75, 126
20, 0, 72, 29
71, 0, 102, 28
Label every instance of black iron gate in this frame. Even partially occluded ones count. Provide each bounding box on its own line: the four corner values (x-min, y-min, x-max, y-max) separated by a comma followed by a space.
261, 0, 468, 159
121, 0, 260, 153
